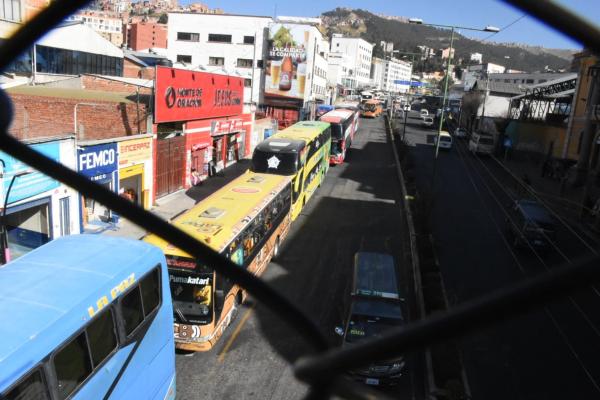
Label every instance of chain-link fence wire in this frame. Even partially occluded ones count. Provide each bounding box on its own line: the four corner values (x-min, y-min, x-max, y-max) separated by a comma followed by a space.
1, 1, 600, 398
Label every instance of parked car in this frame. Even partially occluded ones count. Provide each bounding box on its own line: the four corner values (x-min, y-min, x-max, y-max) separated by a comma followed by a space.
335, 252, 406, 386
420, 109, 429, 117
421, 116, 434, 128
454, 128, 468, 138
468, 132, 495, 155
506, 199, 557, 249
436, 131, 453, 150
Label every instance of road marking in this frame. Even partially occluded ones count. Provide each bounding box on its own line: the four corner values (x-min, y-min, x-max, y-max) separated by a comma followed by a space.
217, 305, 255, 363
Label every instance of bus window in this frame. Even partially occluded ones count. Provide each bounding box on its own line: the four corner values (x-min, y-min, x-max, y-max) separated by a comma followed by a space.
141, 269, 161, 317
121, 286, 144, 336
87, 309, 117, 367
4, 369, 50, 400
54, 332, 92, 400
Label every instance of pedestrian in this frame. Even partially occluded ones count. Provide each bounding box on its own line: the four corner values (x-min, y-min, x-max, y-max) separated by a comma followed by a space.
191, 168, 201, 186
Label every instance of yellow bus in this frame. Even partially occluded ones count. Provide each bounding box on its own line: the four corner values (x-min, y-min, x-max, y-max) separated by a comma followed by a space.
251, 121, 331, 220
143, 171, 292, 351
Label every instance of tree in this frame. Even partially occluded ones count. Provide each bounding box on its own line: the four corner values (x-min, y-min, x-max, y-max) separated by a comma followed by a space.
461, 92, 484, 131
158, 13, 168, 24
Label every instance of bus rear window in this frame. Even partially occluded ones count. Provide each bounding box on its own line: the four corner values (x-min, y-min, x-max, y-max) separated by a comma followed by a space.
4, 369, 50, 400
251, 149, 299, 175
331, 124, 343, 140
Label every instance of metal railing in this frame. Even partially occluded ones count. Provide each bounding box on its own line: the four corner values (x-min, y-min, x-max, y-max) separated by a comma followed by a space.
1, 1, 600, 398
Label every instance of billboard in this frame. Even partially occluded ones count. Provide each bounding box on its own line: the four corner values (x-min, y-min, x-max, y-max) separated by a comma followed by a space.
155, 66, 244, 123
266, 24, 310, 100
0, 142, 60, 204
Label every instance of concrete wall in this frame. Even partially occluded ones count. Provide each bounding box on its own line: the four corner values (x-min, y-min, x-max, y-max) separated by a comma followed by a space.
506, 120, 567, 158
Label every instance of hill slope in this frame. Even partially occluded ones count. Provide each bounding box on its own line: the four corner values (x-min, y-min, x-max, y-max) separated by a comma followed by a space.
321, 8, 572, 73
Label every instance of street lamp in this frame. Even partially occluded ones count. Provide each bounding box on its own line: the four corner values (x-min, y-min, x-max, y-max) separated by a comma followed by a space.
408, 18, 500, 184
0, 168, 33, 264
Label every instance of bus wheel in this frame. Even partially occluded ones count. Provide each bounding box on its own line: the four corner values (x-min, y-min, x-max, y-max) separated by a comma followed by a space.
273, 236, 281, 259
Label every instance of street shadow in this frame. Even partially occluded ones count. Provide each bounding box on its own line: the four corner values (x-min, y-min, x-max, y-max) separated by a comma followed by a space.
185, 159, 251, 203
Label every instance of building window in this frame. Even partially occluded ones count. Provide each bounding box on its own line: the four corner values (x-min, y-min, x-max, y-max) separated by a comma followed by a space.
257, 60, 263, 68
0, 0, 22, 22
526, 79, 534, 84
177, 54, 192, 63
209, 57, 225, 66
243, 35, 255, 44
208, 33, 232, 43
177, 32, 200, 41
237, 58, 253, 68
244, 78, 252, 87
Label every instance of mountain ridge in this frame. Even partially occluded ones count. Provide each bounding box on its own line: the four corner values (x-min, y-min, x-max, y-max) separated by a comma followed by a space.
320, 8, 573, 73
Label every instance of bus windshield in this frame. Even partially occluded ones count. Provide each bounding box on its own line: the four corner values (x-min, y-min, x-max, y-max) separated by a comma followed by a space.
251, 149, 299, 175
170, 270, 214, 325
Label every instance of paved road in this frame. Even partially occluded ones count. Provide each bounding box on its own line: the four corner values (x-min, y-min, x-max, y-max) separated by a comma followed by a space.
402, 110, 600, 399
175, 117, 421, 399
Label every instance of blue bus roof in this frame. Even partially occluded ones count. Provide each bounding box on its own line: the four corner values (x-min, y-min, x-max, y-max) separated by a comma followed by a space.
0, 235, 165, 389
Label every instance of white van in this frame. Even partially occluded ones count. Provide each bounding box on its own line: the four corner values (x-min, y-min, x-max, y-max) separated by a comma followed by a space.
437, 131, 452, 150
468, 132, 495, 155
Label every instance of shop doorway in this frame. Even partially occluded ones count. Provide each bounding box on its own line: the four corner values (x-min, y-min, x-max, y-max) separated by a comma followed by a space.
84, 180, 113, 225
5, 198, 51, 260
156, 136, 185, 197
119, 164, 144, 206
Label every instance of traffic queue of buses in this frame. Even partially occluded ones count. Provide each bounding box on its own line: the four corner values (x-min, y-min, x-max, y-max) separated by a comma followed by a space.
1, 106, 373, 399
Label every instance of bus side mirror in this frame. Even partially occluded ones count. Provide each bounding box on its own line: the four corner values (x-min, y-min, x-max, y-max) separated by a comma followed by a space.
334, 326, 344, 337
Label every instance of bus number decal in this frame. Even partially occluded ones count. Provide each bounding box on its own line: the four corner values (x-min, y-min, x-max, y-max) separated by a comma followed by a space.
88, 273, 136, 318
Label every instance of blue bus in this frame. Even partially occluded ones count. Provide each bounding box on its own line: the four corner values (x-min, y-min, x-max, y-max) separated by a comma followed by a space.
0, 235, 176, 400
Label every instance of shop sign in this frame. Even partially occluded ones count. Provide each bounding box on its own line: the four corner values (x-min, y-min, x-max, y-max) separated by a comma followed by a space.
118, 137, 152, 167
0, 142, 60, 204
155, 66, 244, 123
266, 24, 310, 100
78, 143, 118, 178
211, 119, 243, 136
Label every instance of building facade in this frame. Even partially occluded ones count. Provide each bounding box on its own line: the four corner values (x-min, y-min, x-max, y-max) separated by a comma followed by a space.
470, 52, 483, 63
369, 57, 385, 91
153, 66, 253, 198
126, 21, 168, 50
166, 12, 271, 112
330, 34, 373, 88
67, 10, 124, 47
383, 57, 412, 93
0, 136, 80, 260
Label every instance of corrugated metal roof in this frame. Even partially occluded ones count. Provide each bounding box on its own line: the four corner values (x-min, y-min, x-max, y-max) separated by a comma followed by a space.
6, 85, 136, 103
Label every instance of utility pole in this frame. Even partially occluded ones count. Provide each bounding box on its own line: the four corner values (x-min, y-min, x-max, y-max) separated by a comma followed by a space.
479, 71, 490, 131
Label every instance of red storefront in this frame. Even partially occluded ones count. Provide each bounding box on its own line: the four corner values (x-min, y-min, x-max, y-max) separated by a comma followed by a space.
153, 66, 251, 199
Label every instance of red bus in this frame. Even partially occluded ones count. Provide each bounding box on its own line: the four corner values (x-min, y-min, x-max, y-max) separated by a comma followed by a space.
335, 102, 360, 136
319, 109, 356, 165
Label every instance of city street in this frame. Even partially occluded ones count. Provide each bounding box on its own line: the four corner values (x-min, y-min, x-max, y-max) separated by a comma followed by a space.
402, 111, 600, 399
175, 117, 422, 399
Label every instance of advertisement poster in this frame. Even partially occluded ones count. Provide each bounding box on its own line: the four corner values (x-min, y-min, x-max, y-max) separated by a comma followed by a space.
266, 24, 310, 100
155, 66, 244, 124
0, 142, 60, 204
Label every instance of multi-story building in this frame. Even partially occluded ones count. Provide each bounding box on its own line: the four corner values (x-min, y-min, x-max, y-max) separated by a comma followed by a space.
1, 0, 48, 40
125, 21, 168, 50
330, 34, 373, 88
383, 57, 412, 93
463, 62, 507, 90
369, 57, 385, 90
441, 47, 455, 60
264, 17, 330, 125
67, 10, 124, 47
166, 12, 271, 112
417, 45, 435, 60
470, 52, 483, 63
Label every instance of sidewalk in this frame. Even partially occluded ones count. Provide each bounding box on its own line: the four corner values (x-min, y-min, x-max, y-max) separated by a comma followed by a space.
101, 159, 251, 239
497, 154, 600, 242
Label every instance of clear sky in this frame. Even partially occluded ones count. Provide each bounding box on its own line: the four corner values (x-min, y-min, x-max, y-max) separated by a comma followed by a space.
182, 0, 599, 50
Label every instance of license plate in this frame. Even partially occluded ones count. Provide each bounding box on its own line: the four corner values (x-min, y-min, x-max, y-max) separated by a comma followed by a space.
365, 378, 379, 386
